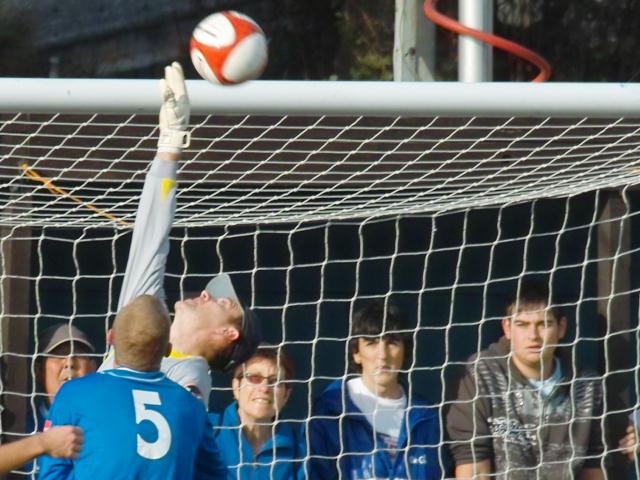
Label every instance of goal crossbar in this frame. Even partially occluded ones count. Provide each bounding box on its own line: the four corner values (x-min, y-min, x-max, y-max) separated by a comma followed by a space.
3, 79, 640, 227
1, 79, 639, 116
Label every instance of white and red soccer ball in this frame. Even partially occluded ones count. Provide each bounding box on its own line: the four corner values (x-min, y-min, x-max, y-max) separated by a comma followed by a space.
190, 11, 268, 85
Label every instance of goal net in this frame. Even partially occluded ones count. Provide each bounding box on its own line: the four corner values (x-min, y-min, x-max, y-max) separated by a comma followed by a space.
1, 79, 639, 477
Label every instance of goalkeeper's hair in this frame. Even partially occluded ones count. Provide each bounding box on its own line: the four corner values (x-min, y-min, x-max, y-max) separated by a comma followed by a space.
348, 301, 413, 373
505, 277, 564, 322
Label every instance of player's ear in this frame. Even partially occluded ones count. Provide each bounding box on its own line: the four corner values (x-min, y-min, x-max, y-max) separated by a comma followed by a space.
501, 317, 512, 339
352, 340, 362, 366
165, 341, 173, 358
221, 327, 239, 342
106, 328, 114, 345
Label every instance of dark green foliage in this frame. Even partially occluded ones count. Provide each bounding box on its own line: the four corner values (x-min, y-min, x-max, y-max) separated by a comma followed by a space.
257, 0, 341, 80
435, 0, 640, 81
333, 0, 394, 80
517, 0, 640, 81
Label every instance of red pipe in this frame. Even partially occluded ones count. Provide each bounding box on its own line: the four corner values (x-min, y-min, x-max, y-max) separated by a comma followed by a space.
423, 0, 551, 82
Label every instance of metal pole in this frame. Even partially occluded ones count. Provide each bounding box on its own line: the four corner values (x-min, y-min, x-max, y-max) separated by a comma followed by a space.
597, 191, 632, 478
394, 0, 436, 81
2, 79, 640, 117
458, 0, 493, 82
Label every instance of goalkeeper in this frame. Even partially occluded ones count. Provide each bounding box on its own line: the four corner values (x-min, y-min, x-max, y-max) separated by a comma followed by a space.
99, 62, 261, 401
447, 279, 604, 479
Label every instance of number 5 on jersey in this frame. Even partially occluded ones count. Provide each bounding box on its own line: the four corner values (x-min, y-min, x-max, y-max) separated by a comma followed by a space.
132, 389, 172, 459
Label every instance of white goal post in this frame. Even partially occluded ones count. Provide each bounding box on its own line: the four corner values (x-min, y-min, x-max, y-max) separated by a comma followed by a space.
1, 79, 640, 116
1, 79, 639, 478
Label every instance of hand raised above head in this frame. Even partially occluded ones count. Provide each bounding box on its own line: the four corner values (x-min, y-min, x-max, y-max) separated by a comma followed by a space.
158, 62, 190, 153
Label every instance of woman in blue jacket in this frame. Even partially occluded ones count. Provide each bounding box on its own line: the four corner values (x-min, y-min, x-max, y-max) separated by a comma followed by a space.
210, 344, 304, 479
308, 302, 449, 479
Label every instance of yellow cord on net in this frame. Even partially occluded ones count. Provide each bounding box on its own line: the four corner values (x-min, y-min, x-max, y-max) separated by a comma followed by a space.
20, 163, 129, 226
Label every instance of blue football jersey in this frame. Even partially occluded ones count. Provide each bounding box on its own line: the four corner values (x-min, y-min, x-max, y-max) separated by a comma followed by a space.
38, 368, 221, 480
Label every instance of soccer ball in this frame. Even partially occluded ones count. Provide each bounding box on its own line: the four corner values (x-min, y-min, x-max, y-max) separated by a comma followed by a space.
190, 11, 268, 85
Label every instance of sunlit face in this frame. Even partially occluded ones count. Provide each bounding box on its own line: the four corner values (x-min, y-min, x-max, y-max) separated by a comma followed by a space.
232, 357, 291, 424
42, 342, 96, 402
502, 302, 567, 378
352, 336, 405, 394
175, 290, 242, 327
174, 290, 242, 361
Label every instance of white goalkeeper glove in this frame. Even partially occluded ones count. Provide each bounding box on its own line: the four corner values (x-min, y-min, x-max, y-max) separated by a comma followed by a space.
158, 62, 190, 152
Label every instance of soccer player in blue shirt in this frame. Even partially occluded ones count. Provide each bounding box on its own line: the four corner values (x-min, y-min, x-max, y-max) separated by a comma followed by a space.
39, 294, 224, 480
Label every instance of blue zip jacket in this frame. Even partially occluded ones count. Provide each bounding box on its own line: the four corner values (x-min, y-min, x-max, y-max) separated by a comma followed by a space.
308, 379, 448, 480
209, 402, 305, 480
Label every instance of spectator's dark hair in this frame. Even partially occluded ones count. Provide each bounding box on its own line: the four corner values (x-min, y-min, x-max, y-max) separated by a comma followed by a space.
505, 278, 563, 322
348, 301, 413, 373
233, 343, 295, 389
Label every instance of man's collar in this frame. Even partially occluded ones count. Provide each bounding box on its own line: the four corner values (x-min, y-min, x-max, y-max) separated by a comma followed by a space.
168, 349, 194, 359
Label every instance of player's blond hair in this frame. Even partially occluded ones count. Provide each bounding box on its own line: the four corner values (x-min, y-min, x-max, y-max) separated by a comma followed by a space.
113, 294, 170, 371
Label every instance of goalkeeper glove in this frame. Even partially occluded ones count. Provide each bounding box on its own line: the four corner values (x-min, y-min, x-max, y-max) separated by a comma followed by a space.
158, 62, 190, 152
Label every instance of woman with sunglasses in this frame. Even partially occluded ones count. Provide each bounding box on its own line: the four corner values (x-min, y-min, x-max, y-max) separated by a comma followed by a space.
210, 344, 304, 479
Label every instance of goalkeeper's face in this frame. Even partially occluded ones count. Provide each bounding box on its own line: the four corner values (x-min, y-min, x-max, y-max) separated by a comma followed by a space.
174, 290, 242, 363
503, 303, 567, 377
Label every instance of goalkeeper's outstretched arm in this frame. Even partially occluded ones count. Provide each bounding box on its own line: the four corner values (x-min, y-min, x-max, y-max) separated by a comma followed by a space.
100, 62, 190, 370
117, 61, 190, 309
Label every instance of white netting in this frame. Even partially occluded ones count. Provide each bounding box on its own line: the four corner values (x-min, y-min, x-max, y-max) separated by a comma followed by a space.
3, 113, 640, 227
1, 81, 639, 478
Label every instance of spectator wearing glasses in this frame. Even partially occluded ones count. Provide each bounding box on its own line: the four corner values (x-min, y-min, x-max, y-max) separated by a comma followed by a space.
209, 344, 304, 480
